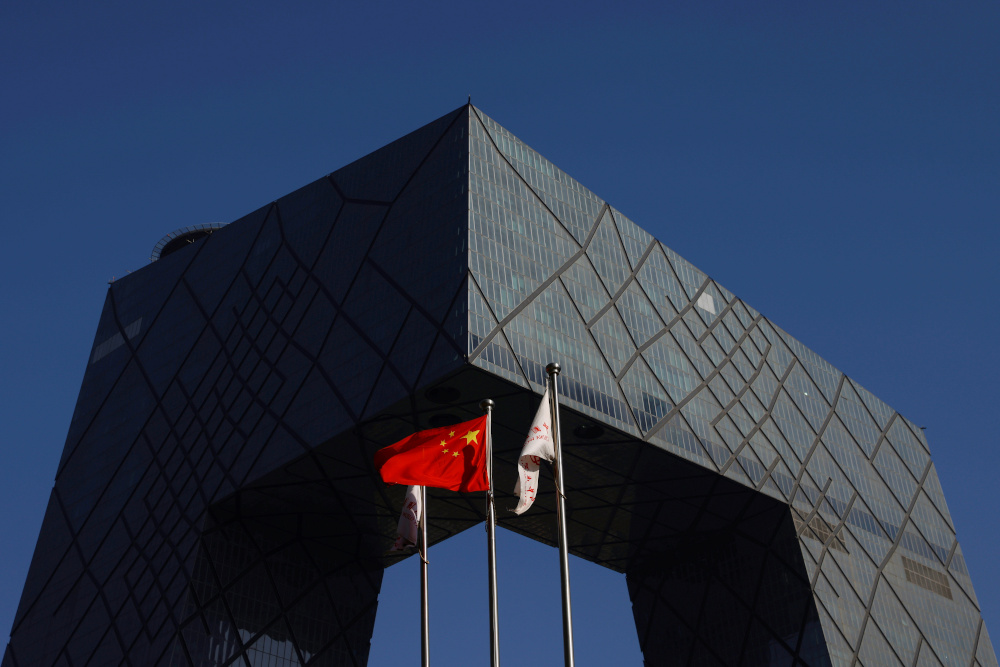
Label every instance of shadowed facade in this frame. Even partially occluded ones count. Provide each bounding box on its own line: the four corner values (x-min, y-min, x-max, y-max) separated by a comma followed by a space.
4, 106, 995, 667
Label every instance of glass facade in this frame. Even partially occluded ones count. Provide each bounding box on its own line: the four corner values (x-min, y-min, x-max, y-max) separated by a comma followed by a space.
4, 105, 994, 667
465, 106, 996, 667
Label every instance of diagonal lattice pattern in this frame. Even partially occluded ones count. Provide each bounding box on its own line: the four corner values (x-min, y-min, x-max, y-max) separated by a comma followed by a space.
466, 106, 996, 667
4, 107, 476, 667
4, 105, 995, 667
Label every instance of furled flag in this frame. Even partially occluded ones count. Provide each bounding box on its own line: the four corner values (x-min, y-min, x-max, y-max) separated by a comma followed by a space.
374, 415, 490, 492
512, 388, 555, 515
391, 485, 423, 551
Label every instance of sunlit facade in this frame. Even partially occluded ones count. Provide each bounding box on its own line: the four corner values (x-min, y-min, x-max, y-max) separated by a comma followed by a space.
4, 105, 994, 666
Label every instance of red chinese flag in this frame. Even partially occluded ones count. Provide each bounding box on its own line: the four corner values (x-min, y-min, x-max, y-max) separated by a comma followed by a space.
374, 415, 490, 492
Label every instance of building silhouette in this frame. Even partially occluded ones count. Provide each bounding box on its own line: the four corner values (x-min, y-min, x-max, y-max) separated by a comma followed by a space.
4, 105, 995, 666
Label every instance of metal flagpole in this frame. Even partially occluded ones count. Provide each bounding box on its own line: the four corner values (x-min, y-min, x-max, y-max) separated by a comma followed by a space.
546, 362, 576, 667
480, 399, 501, 667
420, 485, 430, 667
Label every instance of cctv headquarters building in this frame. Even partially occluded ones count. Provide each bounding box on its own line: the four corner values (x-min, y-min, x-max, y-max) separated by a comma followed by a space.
4, 106, 996, 667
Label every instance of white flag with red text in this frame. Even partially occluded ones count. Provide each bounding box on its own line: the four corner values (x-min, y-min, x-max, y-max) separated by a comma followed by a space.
512, 388, 555, 515
391, 485, 423, 551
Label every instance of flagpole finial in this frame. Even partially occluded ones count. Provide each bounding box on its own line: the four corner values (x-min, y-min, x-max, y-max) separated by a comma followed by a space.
479, 398, 494, 413
546, 362, 561, 376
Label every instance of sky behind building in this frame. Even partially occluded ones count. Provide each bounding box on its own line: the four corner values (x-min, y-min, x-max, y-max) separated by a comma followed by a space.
2, 2, 997, 664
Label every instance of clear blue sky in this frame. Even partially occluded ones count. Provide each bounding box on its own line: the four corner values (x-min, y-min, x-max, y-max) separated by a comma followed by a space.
1, 2, 997, 664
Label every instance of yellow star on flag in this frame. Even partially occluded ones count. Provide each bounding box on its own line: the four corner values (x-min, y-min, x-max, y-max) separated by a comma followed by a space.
373, 413, 489, 493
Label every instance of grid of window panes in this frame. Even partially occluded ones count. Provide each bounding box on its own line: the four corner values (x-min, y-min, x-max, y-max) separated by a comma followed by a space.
7, 104, 996, 667
3, 107, 471, 667
468, 112, 636, 433
467, 106, 996, 667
